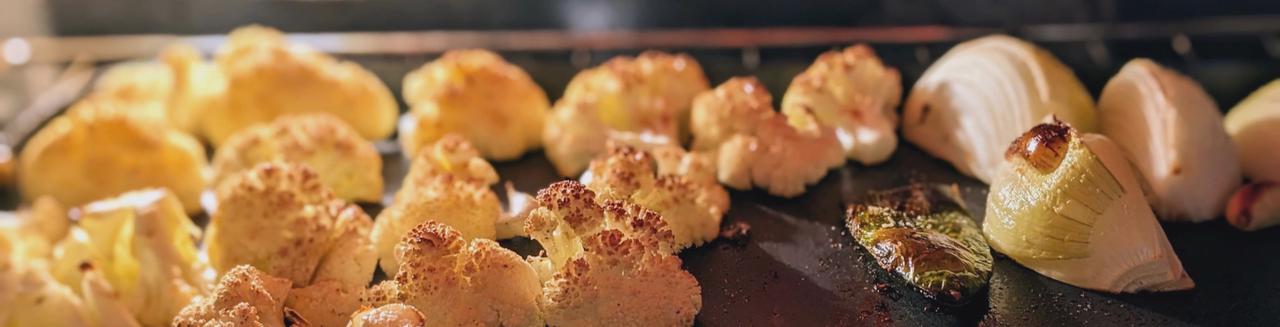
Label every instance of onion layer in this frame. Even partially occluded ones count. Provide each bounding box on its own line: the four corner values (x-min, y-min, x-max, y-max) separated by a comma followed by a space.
985, 121, 1193, 293
903, 35, 1097, 183
1098, 59, 1241, 222
1225, 79, 1280, 183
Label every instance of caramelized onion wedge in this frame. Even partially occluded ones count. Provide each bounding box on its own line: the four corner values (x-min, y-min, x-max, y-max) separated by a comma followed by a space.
984, 121, 1193, 293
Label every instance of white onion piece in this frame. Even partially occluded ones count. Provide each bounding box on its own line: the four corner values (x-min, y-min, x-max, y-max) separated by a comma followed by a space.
903, 35, 1097, 183
1098, 58, 1241, 222
985, 123, 1193, 293
1225, 79, 1280, 183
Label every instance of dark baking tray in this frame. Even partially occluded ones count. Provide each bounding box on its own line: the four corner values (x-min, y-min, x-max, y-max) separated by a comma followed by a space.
13, 36, 1280, 326
379, 44, 1279, 326
402, 143, 1275, 327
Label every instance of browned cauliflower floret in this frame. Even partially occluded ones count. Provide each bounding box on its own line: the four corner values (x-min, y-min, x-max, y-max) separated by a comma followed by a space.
373, 135, 503, 275
582, 144, 727, 250
347, 304, 426, 327
524, 181, 608, 268
398, 134, 499, 186
206, 162, 377, 326
173, 265, 293, 327
213, 114, 384, 203
287, 204, 378, 327
524, 181, 701, 326
780, 45, 902, 165
690, 77, 846, 198
544, 51, 710, 176
19, 99, 208, 213
361, 221, 543, 326
203, 25, 398, 146
400, 49, 550, 160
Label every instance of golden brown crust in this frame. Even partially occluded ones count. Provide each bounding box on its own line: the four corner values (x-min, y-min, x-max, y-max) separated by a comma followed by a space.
213, 114, 384, 202
207, 161, 374, 296
205, 25, 397, 146
1005, 119, 1073, 173
174, 265, 292, 327
529, 183, 702, 326
781, 44, 901, 165
347, 304, 427, 327
533, 181, 605, 233
692, 77, 847, 197
19, 99, 207, 212
366, 221, 543, 326
400, 49, 549, 160
543, 51, 710, 177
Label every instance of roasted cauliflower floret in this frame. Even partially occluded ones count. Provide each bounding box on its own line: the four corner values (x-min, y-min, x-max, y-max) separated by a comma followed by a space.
373, 135, 503, 275
286, 204, 378, 327
91, 61, 174, 123
49, 189, 208, 327
0, 196, 69, 261
80, 265, 144, 327
162, 43, 227, 135
361, 221, 543, 326
203, 25, 398, 146
206, 162, 377, 326
544, 51, 710, 176
173, 265, 293, 327
213, 114, 384, 203
400, 49, 550, 160
85, 43, 223, 135
19, 101, 208, 213
524, 181, 608, 268
0, 226, 96, 327
347, 304, 426, 327
399, 134, 499, 186
583, 144, 727, 250
691, 77, 845, 197
524, 181, 701, 326
781, 45, 902, 165
207, 162, 337, 283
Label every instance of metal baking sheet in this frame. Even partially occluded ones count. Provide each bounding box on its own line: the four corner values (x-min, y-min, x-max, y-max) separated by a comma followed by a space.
431, 143, 1277, 326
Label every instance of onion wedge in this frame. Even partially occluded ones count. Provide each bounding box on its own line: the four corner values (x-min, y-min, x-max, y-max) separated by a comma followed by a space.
984, 121, 1193, 293
903, 35, 1097, 183
1225, 79, 1280, 183
1098, 59, 1241, 222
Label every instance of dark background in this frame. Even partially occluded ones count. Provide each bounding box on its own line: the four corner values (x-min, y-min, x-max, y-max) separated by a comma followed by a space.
42, 0, 1280, 35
